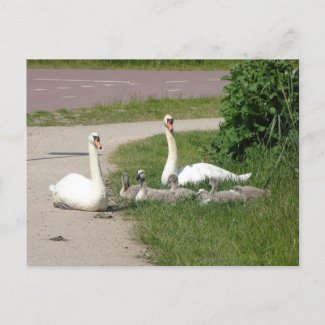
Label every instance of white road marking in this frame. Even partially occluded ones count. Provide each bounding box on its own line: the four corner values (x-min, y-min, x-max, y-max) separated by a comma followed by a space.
34, 88, 48, 91
81, 85, 95, 88
57, 86, 71, 89
165, 80, 188, 84
167, 89, 182, 92
63, 95, 77, 99
206, 78, 221, 82
33, 78, 133, 84
103, 84, 116, 87
92, 80, 131, 84
34, 78, 91, 82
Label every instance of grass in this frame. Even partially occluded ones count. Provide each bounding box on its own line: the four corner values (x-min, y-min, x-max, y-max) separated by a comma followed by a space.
27, 59, 240, 71
27, 96, 222, 126
109, 130, 299, 266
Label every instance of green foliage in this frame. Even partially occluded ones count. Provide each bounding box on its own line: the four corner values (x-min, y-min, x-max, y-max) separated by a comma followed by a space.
211, 60, 299, 160
27, 96, 221, 126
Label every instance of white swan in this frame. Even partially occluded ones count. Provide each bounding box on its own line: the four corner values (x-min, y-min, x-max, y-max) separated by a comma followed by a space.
49, 132, 108, 212
161, 114, 252, 186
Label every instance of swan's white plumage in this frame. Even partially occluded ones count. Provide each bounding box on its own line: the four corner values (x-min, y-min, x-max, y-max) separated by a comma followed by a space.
50, 173, 93, 210
161, 114, 252, 185
176, 162, 251, 186
49, 132, 108, 212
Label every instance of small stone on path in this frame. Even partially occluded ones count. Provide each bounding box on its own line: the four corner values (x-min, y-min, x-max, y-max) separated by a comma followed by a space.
93, 213, 113, 219
49, 235, 67, 241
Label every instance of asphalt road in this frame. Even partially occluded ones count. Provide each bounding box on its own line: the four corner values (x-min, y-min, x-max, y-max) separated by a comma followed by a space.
27, 69, 229, 112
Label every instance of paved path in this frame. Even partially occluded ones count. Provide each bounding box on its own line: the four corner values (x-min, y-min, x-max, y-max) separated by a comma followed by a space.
27, 69, 229, 112
27, 118, 222, 265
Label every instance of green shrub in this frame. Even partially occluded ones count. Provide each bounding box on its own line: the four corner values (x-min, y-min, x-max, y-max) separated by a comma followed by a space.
211, 60, 299, 160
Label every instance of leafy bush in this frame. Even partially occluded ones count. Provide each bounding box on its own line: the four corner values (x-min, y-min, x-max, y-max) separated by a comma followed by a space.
210, 60, 299, 160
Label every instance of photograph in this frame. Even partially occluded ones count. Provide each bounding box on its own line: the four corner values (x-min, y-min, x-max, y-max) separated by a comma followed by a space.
27, 59, 299, 266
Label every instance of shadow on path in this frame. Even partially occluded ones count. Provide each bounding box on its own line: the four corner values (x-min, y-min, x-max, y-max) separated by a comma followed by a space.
27, 152, 103, 161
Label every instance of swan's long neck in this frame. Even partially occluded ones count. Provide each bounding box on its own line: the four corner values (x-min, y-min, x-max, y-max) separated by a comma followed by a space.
120, 175, 128, 195
171, 179, 178, 191
136, 177, 147, 200
210, 180, 218, 194
161, 128, 178, 185
88, 142, 105, 189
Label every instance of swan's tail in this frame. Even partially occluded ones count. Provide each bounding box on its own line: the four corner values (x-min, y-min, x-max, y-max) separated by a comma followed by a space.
49, 184, 55, 193
237, 173, 251, 182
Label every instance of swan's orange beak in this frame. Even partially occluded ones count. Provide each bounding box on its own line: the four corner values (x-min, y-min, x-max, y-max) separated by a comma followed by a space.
95, 139, 102, 149
167, 123, 173, 131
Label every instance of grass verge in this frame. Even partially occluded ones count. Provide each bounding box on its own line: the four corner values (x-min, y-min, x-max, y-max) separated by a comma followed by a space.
109, 130, 299, 266
27, 97, 221, 126
27, 59, 240, 70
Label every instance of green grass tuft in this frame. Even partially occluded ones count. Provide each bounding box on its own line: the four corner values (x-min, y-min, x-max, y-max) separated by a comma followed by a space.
27, 59, 240, 71
27, 97, 222, 126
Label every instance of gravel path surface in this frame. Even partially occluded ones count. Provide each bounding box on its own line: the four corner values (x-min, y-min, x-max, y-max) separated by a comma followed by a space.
27, 118, 223, 265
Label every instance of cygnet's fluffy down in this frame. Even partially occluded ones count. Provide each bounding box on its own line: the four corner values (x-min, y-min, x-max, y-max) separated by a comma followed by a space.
197, 177, 245, 204
234, 185, 271, 199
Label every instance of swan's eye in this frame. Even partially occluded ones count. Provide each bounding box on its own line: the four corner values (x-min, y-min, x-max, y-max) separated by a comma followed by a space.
167, 119, 173, 124
93, 136, 100, 142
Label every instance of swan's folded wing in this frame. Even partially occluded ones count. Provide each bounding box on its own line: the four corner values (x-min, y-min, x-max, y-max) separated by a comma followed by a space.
177, 163, 251, 185
52, 173, 93, 202
177, 163, 227, 185
177, 165, 203, 184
